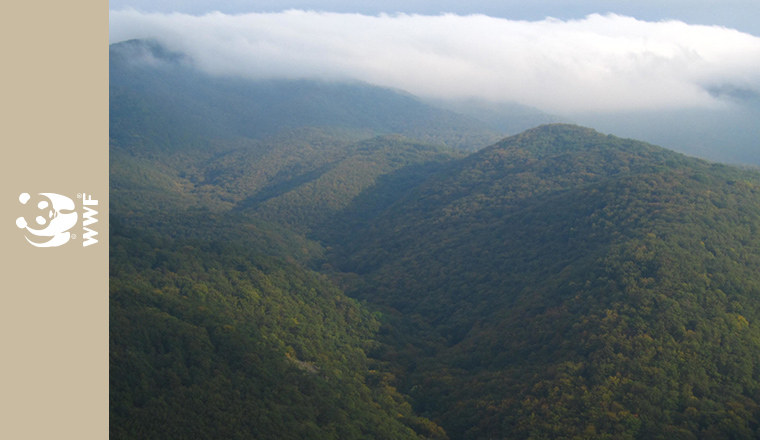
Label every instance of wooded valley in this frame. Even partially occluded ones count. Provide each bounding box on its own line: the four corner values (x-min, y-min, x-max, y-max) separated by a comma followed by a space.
110, 39, 760, 440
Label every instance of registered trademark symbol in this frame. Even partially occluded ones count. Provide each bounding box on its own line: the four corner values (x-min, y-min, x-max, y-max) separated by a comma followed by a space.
77, 193, 83, 199
71, 234, 77, 239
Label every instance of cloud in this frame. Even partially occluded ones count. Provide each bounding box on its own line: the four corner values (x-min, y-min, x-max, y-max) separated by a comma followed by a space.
109, 9, 760, 113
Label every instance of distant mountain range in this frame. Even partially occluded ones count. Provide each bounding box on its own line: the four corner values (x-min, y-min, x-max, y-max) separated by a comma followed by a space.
110, 39, 760, 440
112, 39, 506, 152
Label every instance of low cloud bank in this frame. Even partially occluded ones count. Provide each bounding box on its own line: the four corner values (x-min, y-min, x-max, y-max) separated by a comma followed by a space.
110, 9, 760, 113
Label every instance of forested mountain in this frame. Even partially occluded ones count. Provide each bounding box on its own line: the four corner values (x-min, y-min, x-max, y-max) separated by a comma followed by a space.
330, 124, 760, 439
111, 38, 760, 440
110, 214, 450, 440
109, 129, 457, 439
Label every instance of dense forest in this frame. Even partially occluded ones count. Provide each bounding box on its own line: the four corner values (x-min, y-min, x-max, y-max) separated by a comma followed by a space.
330, 125, 760, 439
110, 215, 448, 440
110, 39, 760, 439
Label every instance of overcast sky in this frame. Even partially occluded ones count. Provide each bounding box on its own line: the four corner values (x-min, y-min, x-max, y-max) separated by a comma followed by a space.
109, 1, 760, 35
109, 1, 760, 115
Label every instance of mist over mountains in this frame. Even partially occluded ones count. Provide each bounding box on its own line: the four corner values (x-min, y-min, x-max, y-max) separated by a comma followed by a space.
110, 38, 760, 440
110, 9, 760, 165
113, 37, 760, 166
110, 39, 507, 152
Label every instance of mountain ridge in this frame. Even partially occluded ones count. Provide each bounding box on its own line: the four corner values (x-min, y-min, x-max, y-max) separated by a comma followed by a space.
110, 39, 760, 439
324, 124, 760, 439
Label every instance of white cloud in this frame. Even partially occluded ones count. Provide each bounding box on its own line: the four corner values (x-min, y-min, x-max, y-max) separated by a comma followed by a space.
109, 9, 760, 113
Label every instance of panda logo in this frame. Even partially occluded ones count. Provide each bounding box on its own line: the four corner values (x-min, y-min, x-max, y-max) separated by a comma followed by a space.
16, 193, 78, 247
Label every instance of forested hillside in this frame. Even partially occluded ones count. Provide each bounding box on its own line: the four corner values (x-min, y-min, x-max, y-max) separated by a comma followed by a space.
109, 39, 463, 440
330, 124, 760, 439
111, 39, 760, 440
110, 214, 449, 440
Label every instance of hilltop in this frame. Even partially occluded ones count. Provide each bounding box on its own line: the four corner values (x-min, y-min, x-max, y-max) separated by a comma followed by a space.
331, 124, 760, 439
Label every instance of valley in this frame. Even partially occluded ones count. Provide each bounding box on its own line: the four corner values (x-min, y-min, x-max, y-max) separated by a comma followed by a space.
110, 39, 760, 440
